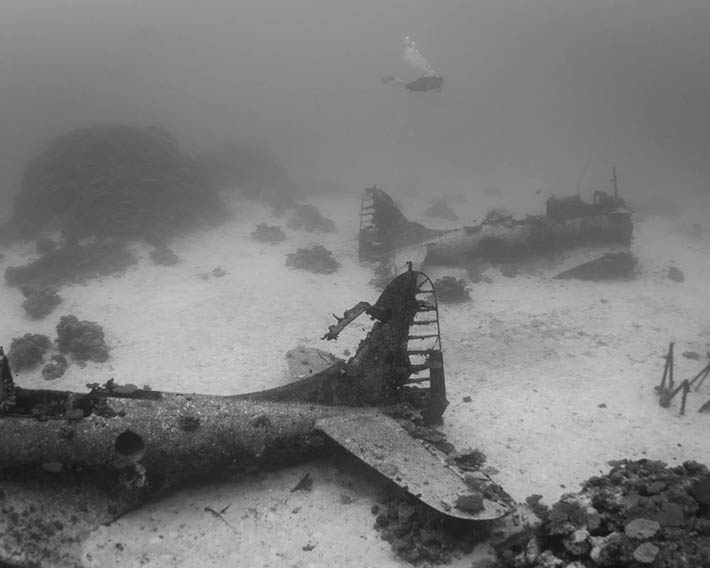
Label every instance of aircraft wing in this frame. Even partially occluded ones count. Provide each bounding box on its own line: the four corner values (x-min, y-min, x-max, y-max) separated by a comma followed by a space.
316, 410, 510, 520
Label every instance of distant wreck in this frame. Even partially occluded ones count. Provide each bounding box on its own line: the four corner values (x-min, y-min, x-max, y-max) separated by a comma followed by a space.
0, 269, 515, 568
359, 186, 633, 274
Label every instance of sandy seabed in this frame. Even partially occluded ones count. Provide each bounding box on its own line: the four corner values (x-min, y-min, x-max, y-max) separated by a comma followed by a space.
2, 189, 710, 567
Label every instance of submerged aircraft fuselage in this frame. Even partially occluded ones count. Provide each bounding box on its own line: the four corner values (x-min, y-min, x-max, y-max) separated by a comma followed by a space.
0, 269, 511, 568
358, 187, 633, 267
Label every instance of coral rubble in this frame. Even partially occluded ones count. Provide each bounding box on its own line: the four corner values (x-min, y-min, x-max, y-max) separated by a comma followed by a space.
494, 459, 710, 568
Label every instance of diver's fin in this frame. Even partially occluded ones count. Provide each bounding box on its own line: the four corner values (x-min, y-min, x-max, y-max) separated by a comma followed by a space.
316, 410, 510, 520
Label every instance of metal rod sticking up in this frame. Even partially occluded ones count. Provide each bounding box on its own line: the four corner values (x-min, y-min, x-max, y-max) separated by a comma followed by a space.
611, 166, 619, 199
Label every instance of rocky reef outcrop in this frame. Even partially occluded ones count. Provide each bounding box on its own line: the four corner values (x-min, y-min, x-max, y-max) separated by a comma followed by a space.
494, 459, 710, 568
9, 125, 225, 243
286, 244, 340, 274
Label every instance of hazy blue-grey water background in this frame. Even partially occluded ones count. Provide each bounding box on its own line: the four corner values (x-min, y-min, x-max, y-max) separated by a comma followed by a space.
1, 0, 709, 205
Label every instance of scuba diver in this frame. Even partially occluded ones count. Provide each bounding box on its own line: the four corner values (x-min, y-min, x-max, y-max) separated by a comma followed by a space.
382, 36, 443, 93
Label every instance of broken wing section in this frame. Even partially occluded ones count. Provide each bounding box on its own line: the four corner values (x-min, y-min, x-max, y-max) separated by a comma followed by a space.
316, 411, 510, 521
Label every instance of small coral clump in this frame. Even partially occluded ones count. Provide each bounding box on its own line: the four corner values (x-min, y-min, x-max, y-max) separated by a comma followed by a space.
434, 276, 471, 303
56, 315, 109, 362
42, 354, 68, 380
8, 333, 52, 370
251, 223, 286, 243
286, 244, 340, 274
150, 246, 179, 266
21, 286, 62, 319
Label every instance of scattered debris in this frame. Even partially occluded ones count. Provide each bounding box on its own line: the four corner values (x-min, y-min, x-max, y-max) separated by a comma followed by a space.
251, 223, 286, 243
286, 244, 340, 274
149, 246, 179, 266
667, 266, 685, 283
56, 315, 109, 362
204, 504, 237, 535
434, 276, 471, 303
291, 473, 313, 492
8, 333, 51, 370
285, 347, 343, 379
286, 204, 336, 232
553, 251, 637, 281
683, 351, 701, 360
656, 342, 710, 414
373, 494, 490, 565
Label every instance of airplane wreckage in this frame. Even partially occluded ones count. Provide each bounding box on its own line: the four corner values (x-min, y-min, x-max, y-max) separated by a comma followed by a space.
358, 185, 635, 277
0, 268, 520, 568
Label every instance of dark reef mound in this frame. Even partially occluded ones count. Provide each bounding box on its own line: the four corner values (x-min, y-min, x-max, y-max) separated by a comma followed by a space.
9, 125, 225, 243
494, 459, 710, 567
